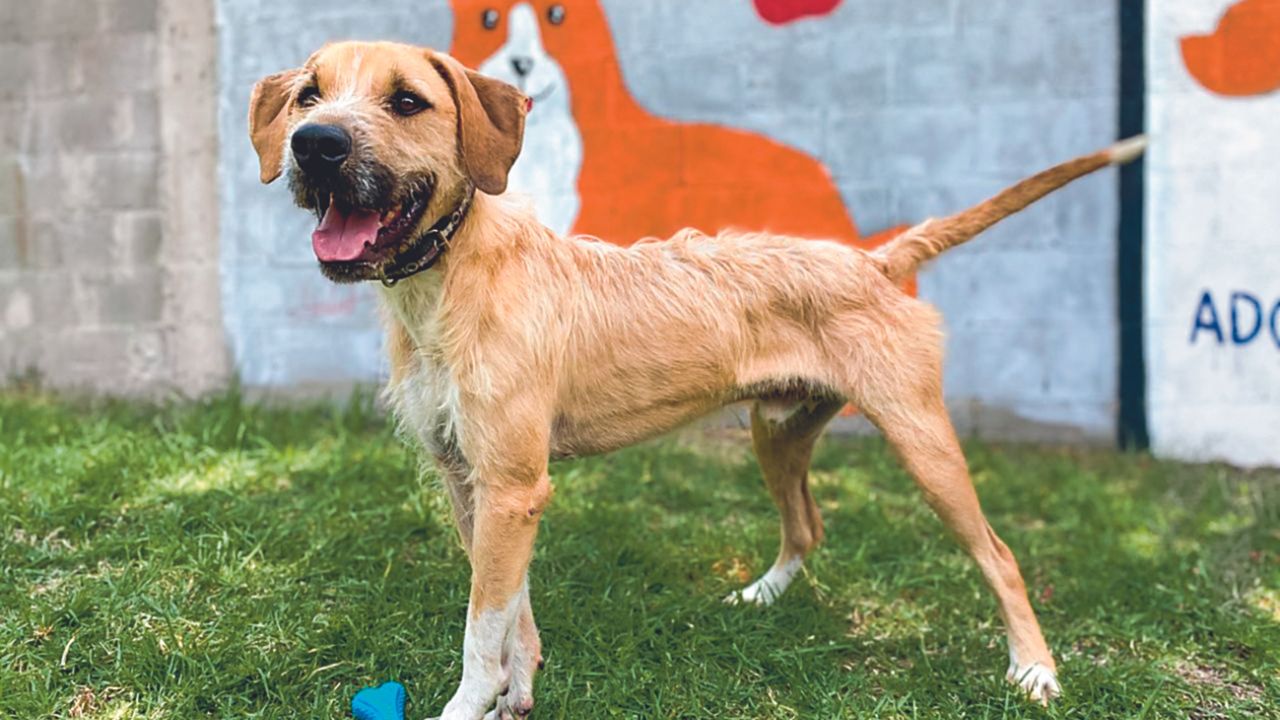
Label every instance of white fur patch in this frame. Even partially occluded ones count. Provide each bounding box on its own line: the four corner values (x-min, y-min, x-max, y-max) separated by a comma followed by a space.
381, 272, 465, 456
726, 556, 803, 606
438, 588, 525, 719
1007, 650, 1062, 704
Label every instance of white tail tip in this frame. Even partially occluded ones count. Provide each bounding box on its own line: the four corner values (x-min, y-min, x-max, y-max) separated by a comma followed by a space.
1107, 135, 1148, 165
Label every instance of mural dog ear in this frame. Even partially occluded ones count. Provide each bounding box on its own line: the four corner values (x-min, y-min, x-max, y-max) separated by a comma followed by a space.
428, 52, 529, 195
248, 69, 303, 184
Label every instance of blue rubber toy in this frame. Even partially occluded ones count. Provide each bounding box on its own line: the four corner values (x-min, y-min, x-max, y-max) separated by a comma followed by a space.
352, 681, 406, 720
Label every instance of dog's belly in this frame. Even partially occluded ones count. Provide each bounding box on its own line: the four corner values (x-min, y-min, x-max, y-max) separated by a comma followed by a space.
548, 365, 838, 459
549, 395, 724, 459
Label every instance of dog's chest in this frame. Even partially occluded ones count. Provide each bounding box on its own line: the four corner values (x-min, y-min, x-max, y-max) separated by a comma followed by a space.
381, 275, 463, 459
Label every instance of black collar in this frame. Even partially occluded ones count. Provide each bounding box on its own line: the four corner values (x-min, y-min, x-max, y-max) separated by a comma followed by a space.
379, 188, 474, 287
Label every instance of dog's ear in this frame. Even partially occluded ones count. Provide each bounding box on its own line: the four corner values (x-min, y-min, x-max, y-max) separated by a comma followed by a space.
248, 69, 302, 184
429, 53, 528, 195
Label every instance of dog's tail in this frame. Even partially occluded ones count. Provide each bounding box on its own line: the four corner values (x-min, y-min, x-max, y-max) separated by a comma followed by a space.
873, 135, 1147, 282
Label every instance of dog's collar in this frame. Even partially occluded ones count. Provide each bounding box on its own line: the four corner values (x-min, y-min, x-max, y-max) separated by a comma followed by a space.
379, 187, 474, 287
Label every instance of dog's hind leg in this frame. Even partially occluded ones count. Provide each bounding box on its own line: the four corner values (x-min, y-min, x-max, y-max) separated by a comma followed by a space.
845, 317, 1060, 704
728, 398, 843, 606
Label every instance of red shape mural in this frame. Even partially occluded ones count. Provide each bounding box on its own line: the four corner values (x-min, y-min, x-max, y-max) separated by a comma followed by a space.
753, 0, 844, 25
448, 0, 905, 284
1182, 0, 1280, 97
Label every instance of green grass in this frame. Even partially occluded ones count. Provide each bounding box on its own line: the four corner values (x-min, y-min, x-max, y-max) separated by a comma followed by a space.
1, 390, 1277, 719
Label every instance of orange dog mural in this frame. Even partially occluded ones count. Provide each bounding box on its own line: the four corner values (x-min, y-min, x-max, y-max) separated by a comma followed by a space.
448, 0, 903, 264
1182, 0, 1280, 97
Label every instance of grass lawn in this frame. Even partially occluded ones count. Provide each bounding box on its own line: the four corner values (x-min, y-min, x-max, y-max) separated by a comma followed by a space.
1, 390, 1277, 719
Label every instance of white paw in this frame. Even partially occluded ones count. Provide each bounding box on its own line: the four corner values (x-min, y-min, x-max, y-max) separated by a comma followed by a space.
724, 578, 783, 606
723, 558, 802, 607
483, 696, 533, 720
1006, 661, 1062, 705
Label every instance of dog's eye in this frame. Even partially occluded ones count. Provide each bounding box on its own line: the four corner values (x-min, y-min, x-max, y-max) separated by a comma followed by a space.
546, 4, 566, 25
297, 86, 321, 107
481, 9, 500, 30
390, 91, 429, 117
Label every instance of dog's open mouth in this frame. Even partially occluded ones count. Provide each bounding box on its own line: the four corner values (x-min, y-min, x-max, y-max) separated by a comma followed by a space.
311, 185, 430, 266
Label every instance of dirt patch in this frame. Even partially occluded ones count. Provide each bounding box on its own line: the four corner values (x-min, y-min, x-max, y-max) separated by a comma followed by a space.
1176, 663, 1264, 719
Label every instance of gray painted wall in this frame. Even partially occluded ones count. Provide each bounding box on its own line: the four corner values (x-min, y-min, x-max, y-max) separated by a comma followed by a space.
216, 1, 454, 389
602, 0, 1120, 439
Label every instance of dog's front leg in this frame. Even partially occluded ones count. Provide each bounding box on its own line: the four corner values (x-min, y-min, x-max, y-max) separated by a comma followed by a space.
437, 462, 553, 720
436, 454, 543, 719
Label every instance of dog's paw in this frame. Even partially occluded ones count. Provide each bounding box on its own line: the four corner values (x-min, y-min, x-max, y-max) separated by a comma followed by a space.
1006, 661, 1061, 705
724, 558, 802, 607
723, 578, 783, 606
483, 692, 533, 720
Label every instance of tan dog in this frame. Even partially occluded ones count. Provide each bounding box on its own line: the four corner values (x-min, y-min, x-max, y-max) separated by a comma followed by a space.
249, 41, 1144, 719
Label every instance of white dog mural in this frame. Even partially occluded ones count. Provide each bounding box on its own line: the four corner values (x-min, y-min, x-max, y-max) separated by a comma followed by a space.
474, 2, 583, 235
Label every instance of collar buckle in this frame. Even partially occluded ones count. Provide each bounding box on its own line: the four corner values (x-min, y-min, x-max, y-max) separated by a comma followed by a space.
378, 186, 473, 286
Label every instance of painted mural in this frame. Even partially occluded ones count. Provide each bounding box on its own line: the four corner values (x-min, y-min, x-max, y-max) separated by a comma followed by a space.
752, 0, 843, 25
1148, 0, 1280, 466
1181, 0, 1280, 97
218, 0, 1121, 440
448, 0, 903, 260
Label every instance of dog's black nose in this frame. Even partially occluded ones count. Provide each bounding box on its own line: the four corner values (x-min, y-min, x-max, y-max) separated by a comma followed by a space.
291, 124, 351, 175
511, 56, 534, 77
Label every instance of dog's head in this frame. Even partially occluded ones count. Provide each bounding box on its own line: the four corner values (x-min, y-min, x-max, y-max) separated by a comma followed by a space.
248, 42, 528, 283
450, 1, 611, 70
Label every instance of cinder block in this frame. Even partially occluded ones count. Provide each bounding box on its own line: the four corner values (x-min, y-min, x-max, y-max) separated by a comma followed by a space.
101, 0, 158, 34
889, 34, 983, 106
741, 36, 836, 113
29, 38, 87, 99
652, 49, 745, 116
0, 101, 28, 152
80, 34, 158, 94
113, 210, 162, 266
31, 272, 81, 327
650, 2, 766, 53
42, 327, 134, 389
1044, 15, 1119, 97
126, 327, 166, 386
34, 210, 117, 269
960, 25, 1052, 102
0, 44, 34, 101
827, 33, 891, 106
24, 0, 101, 40
21, 155, 81, 217
30, 97, 120, 153
85, 269, 164, 326
0, 158, 22, 216
879, 107, 980, 180
118, 92, 159, 151
88, 153, 160, 211
889, 0, 955, 29
0, 215, 23, 268
824, 112, 887, 183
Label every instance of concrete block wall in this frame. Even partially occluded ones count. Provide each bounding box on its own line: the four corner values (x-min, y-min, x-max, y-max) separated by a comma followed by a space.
0, 0, 226, 395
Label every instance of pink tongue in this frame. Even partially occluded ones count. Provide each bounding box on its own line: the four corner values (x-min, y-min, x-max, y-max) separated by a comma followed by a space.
312, 205, 383, 262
